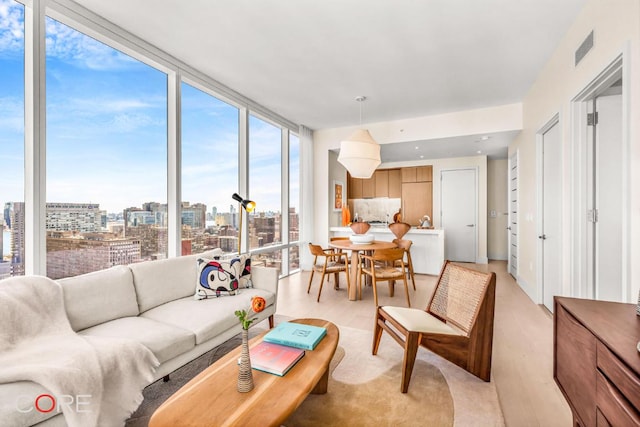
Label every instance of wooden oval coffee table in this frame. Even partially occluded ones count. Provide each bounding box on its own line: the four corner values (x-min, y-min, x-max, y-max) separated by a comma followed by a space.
149, 318, 339, 427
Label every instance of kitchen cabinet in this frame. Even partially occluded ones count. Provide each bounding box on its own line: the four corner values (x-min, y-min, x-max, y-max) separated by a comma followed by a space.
361, 175, 375, 198
388, 169, 402, 198
416, 166, 433, 182
349, 175, 362, 199
401, 181, 432, 226
374, 170, 389, 198
402, 167, 417, 183
554, 297, 640, 427
401, 166, 433, 183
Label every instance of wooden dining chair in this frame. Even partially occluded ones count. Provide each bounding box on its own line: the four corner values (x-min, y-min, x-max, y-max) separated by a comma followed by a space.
307, 243, 350, 302
358, 248, 411, 307
330, 236, 351, 265
372, 260, 496, 392
388, 221, 411, 240
392, 238, 416, 290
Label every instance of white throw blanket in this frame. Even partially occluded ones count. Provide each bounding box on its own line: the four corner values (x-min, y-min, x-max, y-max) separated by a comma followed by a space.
0, 275, 159, 427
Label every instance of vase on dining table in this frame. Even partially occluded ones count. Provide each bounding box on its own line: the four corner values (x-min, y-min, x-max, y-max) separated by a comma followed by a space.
237, 328, 254, 392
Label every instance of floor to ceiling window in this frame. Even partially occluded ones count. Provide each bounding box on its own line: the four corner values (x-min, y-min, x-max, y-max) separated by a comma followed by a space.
249, 114, 282, 271
0, 0, 25, 279
289, 132, 300, 270
181, 81, 239, 255
6, 3, 300, 279
45, 17, 168, 279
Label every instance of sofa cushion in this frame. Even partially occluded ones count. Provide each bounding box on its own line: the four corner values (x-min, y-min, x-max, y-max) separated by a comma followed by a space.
131, 249, 222, 313
194, 257, 244, 299
79, 317, 195, 364
142, 289, 275, 345
59, 265, 139, 331
215, 253, 252, 288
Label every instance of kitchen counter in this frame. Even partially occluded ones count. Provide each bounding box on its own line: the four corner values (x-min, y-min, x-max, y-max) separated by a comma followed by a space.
329, 226, 445, 275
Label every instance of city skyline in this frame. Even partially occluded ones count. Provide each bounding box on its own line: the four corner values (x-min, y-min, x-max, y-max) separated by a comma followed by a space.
0, 0, 298, 216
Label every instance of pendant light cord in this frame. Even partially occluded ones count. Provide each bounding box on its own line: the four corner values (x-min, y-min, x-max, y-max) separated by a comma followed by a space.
356, 95, 366, 127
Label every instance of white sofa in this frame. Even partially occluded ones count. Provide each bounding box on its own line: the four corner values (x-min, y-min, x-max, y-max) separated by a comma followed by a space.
0, 249, 279, 426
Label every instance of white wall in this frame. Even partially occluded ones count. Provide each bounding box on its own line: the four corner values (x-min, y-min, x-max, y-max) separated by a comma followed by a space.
508, 0, 640, 303
487, 159, 508, 260
327, 151, 347, 228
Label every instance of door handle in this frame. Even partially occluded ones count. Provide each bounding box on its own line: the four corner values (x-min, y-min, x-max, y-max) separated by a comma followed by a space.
538, 234, 547, 240
466, 224, 475, 227
506, 226, 512, 230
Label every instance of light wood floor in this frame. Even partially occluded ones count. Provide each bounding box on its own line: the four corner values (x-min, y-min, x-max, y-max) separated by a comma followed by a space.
275, 260, 572, 426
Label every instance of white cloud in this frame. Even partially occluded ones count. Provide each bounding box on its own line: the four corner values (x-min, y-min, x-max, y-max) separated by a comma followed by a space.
0, 0, 24, 54
111, 112, 161, 133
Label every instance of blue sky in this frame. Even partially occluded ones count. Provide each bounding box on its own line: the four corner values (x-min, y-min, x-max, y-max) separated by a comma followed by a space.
0, 0, 298, 216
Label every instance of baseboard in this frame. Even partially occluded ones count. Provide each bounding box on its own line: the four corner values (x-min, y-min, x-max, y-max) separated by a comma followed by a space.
476, 256, 489, 264
516, 276, 538, 304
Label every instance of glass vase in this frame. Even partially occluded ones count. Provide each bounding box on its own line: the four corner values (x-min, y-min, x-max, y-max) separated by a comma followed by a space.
237, 328, 254, 392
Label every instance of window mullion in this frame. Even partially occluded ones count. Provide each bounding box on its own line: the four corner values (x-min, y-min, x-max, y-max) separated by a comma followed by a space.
168, 71, 181, 258
24, 0, 46, 275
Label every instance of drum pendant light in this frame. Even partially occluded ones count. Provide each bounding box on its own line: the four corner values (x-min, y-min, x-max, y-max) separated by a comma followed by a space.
337, 96, 381, 179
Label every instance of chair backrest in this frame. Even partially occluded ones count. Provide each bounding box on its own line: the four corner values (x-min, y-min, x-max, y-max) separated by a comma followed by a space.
392, 238, 413, 251
426, 261, 495, 335
389, 222, 411, 239
370, 247, 406, 263
308, 243, 326, 257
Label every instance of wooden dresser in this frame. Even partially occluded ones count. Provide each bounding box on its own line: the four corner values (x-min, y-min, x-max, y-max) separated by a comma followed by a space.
554, 297, 640, 426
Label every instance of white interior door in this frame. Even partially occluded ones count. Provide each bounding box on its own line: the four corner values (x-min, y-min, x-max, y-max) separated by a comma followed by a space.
441, 169, 476, 262
589, 89, 623, 302
541, 121, 562, 312
508, 153, 518, 278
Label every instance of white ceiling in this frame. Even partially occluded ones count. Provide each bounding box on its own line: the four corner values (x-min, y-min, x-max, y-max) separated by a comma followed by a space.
71, 0, 587, 160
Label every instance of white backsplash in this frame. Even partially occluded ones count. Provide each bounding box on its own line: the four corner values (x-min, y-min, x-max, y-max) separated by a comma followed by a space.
352, 198, 401, 223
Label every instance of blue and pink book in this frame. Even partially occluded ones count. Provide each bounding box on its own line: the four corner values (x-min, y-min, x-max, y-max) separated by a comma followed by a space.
249, 341, 305, 376
263, 321, 327, 350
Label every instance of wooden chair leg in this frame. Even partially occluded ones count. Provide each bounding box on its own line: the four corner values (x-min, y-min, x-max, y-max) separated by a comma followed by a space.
409, 265, 416, 290
317, 272, 326, 302
357, 260, 363, 300
372, 312, 384, 355
402, 274, 411, 307
388, 280, 395, 298
344, 261, 351, 296
407, 253, 416, 290
333, 272, 340, 290
307, 269, 315, 294
372, 275, 379, 306
401, 332, 420, 393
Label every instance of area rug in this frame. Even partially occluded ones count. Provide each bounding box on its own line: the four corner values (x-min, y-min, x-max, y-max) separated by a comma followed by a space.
126, 323, 504, 427
284, 325, 504, 427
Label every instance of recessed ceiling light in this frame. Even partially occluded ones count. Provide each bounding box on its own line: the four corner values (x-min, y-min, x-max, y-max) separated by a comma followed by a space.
481, 136, 490, 141
415, 146, 419, 150
420, 155, 424, 159
477, 150, 482, 154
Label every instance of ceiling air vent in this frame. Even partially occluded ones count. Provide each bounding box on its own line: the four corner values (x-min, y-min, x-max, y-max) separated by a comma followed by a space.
575, 31, 594, 66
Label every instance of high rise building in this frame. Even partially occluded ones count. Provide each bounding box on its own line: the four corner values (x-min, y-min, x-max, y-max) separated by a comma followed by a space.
181, 202, 207, 229
46, 231, 141, 279
3, 202, 12, 229
10, 202, 25, 276
252, 213, 276, 245
46, 203, 102, 232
